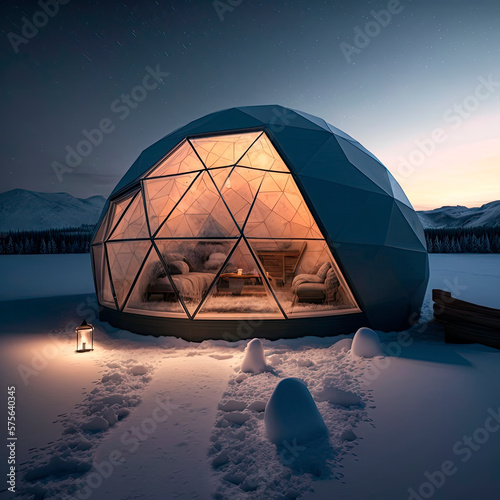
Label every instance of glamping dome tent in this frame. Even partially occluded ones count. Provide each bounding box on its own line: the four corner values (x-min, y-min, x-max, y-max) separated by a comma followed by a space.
91, 105, 429, 341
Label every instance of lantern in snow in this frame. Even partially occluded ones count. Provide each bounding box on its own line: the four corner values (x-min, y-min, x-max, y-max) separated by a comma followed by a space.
76, 320, 94, 352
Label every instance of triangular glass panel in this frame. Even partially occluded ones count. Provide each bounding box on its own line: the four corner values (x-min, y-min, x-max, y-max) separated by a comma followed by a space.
153, 239, 237, 316
156, 171, 239, 238
209, 166, 234, 192
124, 243, 187, 317
109, 191, 150, 240
93, 211, 110, 244
103, 191, 136, 241
244, 172, 322, 238
195, 238, 284, 319
91, 244, 115, 307
145, 140, 205, 178
247, 239, 359, 318
237, 132, 289, 172
211, 166, 267, 230
101, 248, 116, 308
106, 241, 152, 310
190, 132, 261, 169
143, 172, 198, 235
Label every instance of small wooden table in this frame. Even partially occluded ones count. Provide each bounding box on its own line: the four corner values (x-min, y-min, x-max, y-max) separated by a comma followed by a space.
219, 273, 261, 295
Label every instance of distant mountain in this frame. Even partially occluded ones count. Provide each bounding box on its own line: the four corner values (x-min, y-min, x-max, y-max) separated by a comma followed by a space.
1, 188, 498, 233
417, 201, 500, 229
0, 189, 106, 232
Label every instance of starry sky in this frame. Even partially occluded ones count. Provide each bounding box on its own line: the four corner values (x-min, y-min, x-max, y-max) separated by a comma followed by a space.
1, 0, 499, 209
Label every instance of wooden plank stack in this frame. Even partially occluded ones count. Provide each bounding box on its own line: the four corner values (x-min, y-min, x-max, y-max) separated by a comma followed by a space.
432, 289, 500, 350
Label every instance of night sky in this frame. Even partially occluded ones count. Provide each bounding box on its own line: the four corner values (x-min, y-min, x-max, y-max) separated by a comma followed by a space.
1, 0, 499, 209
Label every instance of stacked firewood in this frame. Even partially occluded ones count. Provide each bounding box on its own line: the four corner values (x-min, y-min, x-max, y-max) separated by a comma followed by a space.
432, 289, 500, 350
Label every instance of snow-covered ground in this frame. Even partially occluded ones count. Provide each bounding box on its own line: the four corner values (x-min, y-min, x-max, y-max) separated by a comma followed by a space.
1, 254, 500, 500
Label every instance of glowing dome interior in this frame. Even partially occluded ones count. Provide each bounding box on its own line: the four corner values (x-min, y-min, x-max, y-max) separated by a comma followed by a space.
91, 105, 429, 338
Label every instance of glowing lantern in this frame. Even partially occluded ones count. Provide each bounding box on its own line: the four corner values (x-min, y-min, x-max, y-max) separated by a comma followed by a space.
76, 320, 94, 352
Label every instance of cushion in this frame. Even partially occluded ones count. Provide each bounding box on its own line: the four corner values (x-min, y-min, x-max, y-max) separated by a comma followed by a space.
324, 268, 340, 303
296, 282, 325, 300
316, 261, 331, 281
166, 252, 185, 262
183, 257, 194, 272
204, 252, 227, 270
164, 253, 194, 272
168, 260, 189, 275
291, 273, 323, 294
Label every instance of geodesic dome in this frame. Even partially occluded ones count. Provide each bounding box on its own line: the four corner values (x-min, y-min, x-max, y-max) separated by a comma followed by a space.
91, 105, 429, 340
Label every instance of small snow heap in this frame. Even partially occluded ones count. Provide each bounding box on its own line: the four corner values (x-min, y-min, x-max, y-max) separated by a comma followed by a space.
241, 338, 267, 373
351, 327, 384, 358
265, 378, 328, 445
129, 364, 149, 376
330, 338, 352, 352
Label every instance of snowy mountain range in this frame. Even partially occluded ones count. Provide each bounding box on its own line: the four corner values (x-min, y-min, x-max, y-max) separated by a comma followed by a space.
0, 189, 106, 232
417, 201, 500, 229
0, 189, 498, 232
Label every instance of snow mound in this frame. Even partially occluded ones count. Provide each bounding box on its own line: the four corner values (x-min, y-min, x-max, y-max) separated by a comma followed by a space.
351, 327, 384, 358
223, 411, 252, 425
265, 378, 328, 445
241, 338, 267, 373
296, 358, 314, 367
218, 400, 247, 412
212, 450, 229, 468
80, 416, 109, 432
331, 338, 352, 352
248, 400, 267, 412
341, 429, 357, 442
129, 364, 149, 376
209, 353, 233, 360
209, 341, 371, 499
315, 385, 362, 406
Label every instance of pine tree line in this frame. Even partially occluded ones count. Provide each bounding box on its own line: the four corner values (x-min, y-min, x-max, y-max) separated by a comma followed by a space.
0, 225, 95, 254
0, 225, 498, 254
425, 227, 500, 253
